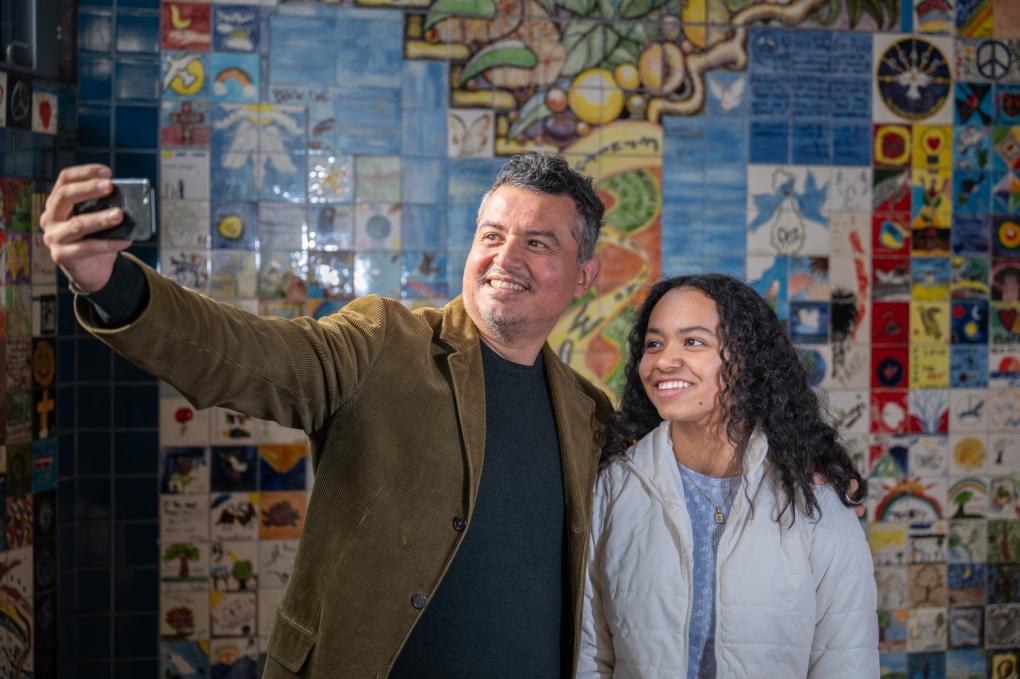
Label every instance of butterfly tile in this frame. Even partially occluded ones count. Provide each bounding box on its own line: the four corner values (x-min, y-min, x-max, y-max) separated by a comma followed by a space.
447, 109, 494, 158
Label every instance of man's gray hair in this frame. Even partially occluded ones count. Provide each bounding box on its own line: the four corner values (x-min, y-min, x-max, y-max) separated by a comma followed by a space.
479, 151, 604, 262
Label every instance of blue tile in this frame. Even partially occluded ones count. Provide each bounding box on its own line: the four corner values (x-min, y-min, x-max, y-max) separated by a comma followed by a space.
115, 57, 160, 100
831, 33, 871, 75
335, 88, 401, 154
792, 120, 832, 165
114, 614, 157, 657
113, 152, 157, 184
115, 567, 158, 612
268, 14, 337, 85
704, 121, 747, 164
116, 522, 158, 567
79, 57, 114, 101
213, 5, 260, 52
77, 478, 113, 521
114, 104, 158, 148
79, 615, 112, 659
705, 72, 749, 118
789, 30, 831, 74
402, 60, 448, 109
125, 243, 158, 269
79, 10, 114, 52
748, 28, 789, 72
830, 78, 871, 118
58, 338, 75, 383
402, 204, 446, 250
750, 73, 789, 117
57, 383, 75, 430
115, 476, 157, 520
115, 430, 159, 475
447, 203, 476, 249
832, 122, 872, 166
59, 87, 79, 134
79, 569, 113, 613
402, 157, 446, 204
77, 338, 112, 381
117, 0, 158, 9
791, 75, 829, 117
116, 12, 160, 53
448, 158, 497, 205
749, 121, 788, 164
76, 150, 113, 168
78, 431, 113, 475
59, 432, 75, 480
77, 385, 112, 428
59, 479, 76, 525
402, 108, 447, 157
115, 660, 159, 678
336, 9, 403, 89
77, 523, 113, 566
114, 384, 158, 428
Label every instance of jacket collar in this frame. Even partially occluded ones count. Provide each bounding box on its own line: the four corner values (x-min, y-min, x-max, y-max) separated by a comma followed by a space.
621, 421, 770, 511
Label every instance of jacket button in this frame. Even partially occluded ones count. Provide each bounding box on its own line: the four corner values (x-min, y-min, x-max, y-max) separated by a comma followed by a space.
411, 594, 428, 609
452, 516, 467, 531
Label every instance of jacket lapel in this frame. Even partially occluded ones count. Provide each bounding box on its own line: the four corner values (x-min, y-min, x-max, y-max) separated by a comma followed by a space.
439, 297, 487, 512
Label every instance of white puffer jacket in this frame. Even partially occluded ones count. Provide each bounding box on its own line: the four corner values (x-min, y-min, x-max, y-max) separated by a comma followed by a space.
579, 422, 879, 678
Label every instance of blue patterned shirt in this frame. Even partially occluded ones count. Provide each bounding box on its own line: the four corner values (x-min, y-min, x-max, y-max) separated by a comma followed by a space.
676, 463, 741, 679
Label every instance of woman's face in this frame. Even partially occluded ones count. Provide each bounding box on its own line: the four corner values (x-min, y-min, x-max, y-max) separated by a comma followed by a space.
639, 287, 724, 428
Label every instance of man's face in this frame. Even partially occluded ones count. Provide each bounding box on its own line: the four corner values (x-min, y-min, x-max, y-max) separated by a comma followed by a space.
462, 185, 598, 351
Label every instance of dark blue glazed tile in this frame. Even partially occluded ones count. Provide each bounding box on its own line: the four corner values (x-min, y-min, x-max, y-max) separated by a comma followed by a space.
77, 338, 112, 381
78, 104, 112, 148
115, 568, 158, 613
77, 523, 113, 566
78, 431, 113, 475
77, 478, 113, 521
115, 430, 159, 475
78, 615, 112, 659
79, 57, 114, 101
79, 569, 113, 614
117, 0, 158, 10
58, 431, 75, 480
114, 614, 157, 656
125, 242, 158, 269
114, 57, 160, 100
116, 12, 160, 54
113, 151, 157, 184
79, 10, 114, 52
114, 659, 159, 678
335, 9, 403, 89
77, 385, 112, 428
59, 478, 76, 525
749, 120, 788, 164
76, 150, 113, 168
115, 522, 158, 567
114, 104, 158, 148
113, 353, 155, 381
115, 477, 157, 521
832, 122, 872, 166
114, 384, 158, 429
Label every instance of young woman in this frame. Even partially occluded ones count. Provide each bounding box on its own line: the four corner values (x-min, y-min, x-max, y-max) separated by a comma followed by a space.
579, 274, 878, 678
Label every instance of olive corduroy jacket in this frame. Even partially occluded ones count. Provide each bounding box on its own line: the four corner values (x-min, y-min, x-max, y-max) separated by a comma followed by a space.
76, 254, 613, 677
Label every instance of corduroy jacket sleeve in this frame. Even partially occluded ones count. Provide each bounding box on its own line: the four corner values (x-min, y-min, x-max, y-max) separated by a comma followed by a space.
75, 253, 390, 436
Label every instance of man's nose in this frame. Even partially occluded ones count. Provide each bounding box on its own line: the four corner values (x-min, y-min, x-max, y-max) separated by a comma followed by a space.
493, 236, 525, 269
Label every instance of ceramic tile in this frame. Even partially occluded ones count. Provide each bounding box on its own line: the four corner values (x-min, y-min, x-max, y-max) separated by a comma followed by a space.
213, 5, 260, 52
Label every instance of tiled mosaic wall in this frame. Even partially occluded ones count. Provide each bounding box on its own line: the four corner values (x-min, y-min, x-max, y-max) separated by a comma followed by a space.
0, 74, 75, 676
64, 0, 1020, 675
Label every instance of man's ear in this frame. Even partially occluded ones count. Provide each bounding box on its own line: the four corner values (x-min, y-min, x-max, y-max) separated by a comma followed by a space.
575, 256, 601, 297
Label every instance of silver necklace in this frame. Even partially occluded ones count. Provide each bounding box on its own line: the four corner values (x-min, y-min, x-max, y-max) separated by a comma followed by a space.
681, 470, 739, 524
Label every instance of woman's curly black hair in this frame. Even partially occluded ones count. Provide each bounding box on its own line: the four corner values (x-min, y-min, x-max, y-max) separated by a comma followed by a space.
602, 273, 865, 522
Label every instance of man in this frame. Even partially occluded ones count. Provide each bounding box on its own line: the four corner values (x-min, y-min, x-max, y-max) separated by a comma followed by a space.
40, 151, 614, 678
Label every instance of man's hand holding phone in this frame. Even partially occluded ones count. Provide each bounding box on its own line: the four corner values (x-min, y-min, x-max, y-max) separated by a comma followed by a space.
39, 165, 149, 293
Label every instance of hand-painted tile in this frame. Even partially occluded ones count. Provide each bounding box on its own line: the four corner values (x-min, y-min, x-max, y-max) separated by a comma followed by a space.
747, 28, 790, 73
402, 250, 447, 300
872, 35, 954, 125
210, 53, 260, 102
447, 108, 494, 159
747, 165, 830, 256
258, 202, 304, 251
261, 153, 306, 202
162, 2, 212, 51
161, 99, 211, 146
354, 156, 401, 204
308, 204, 354, 250
335, 9, 403, 89
161, 200, 211, 249
268, 14, 337, 86
161, 495, 211, 543
210, 491, 258, 540
354, 203, 401, 250
160, 447, 210, 494
162, 52, 209, 98
259, 491, 306, 540
353, 250, 401, 298
209, 250, 258, 299
746, 255, 788, 321
306, 250, 354, 299
210, 638, 258, 677
992, 215, 1020, 256
213, 5, 260, 52
161, 149, 211, 200
211, 201, 258, 249
161, 249, 211, 291
952, 300, 991, 344
159, 592, 210, 641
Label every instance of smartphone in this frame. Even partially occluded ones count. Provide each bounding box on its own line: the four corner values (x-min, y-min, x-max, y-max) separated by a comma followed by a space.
75, 178, 156, 241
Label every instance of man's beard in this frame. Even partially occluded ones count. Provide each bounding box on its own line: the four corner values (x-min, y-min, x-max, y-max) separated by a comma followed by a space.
480, 308, 527, 344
